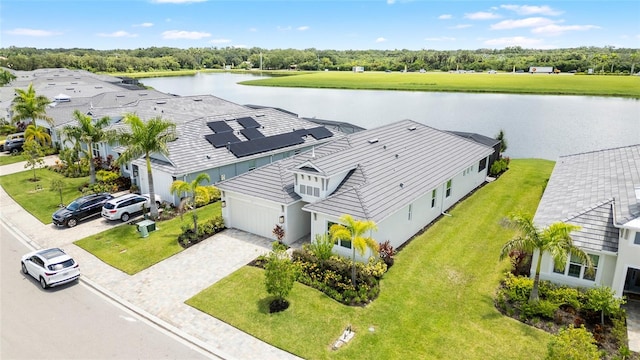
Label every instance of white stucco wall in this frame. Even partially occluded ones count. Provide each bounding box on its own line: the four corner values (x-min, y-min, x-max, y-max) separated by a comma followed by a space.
612, 228, 640, 296
221, 190, 282, 242
532, 250, 617, 290
136, 165, 172, 203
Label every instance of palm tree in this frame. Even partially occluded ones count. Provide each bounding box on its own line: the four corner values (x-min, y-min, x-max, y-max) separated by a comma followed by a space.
329, 214, 379, 287
62, 110, 115, 184
116, 113, 176, 220
170, 173, 211, 235
12, 83, 53, 127
500, 212, 593, 302
24, 124, 51, 147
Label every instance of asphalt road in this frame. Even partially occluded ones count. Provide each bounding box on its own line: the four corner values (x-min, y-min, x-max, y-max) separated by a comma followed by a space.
0, 222, 215, 360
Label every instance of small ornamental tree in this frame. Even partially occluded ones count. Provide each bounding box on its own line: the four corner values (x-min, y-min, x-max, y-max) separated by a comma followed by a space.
583, 286, 626, 326
22, 140, 45, 182
264, 247, 298, 313
50, 178, 65, 207
545, 325, 601, 360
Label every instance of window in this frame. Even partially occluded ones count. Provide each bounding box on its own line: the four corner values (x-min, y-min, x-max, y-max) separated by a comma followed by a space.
300, 184, 306, 194
408, 204, 412, 220
554, 253, 599, 281
445, 180, 452, 197
313, 187, 320, 197
635, 232, 640, 245
220, 174, 226, 181
431, 189, 436, 208
92, 143, 101, 158
479, 158, 487, 172
306, 186, 313, 196
328, 221, 351, 249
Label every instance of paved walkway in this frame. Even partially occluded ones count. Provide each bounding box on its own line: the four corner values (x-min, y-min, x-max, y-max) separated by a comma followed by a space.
625, 299, 640, 353
0, 158, 301, 360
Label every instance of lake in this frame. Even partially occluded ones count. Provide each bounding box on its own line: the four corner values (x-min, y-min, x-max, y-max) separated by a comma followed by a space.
140, 72, 640, 160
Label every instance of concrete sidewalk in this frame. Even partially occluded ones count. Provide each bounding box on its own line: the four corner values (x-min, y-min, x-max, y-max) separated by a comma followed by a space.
0, 161, 301, 360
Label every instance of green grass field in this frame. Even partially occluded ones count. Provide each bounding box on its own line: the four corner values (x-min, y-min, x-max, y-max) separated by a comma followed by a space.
239, 71, 640, 98
186, 158, 554, 360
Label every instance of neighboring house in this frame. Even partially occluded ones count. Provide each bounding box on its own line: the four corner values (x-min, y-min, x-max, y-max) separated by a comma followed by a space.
216, 119, 494, 258
87, 95, 342, 203
447, 131, 501, 171
532, 144, 640, 297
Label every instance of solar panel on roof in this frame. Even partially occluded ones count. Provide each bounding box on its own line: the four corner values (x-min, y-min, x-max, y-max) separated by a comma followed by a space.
205, 133, 241, 148
241, 127, 265, 140
207, 121, 233, 133
307, 126, 333, 140
230, 133, 305, 158
236, 116, 261, 128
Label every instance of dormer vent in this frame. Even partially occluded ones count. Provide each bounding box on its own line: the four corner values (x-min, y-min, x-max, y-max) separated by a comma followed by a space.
368, 138, 379, 144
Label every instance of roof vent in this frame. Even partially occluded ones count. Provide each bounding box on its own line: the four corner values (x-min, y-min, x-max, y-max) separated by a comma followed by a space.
155, 100, 167, 104
368, 138, 379, 144
395, 154, 399, 158
408, 126, 417, 131
193, 98, 203, 102
400, 183, 404, 188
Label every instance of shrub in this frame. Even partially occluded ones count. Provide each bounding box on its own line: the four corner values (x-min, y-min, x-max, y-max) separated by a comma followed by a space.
583, 286, 626, 326
378, 240, 395, 267
177, 215, 225, 248
546, 286, 581, 310
545, 325, 601, 360
520, 299, 560, 320
490, 158, 509, 176
501, 273, 533, 303
305, 233, 335, 261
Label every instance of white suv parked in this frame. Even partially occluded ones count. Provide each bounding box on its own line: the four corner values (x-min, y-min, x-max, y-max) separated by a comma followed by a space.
101, 193, 161, 222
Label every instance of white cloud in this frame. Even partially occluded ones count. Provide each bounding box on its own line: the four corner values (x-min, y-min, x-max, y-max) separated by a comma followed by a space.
483, 36, 545, 47
297, 26, 310, 31
464, 11, 501, 20
438, 14, 452, 20
7, 28, 61, 37
210, 38, 231, 44
162, 30, 211, 39
491, 17, 556, 30
531, 24, 600, 36
376, 37, 387, 43
97, 31, 138, 38
133, 22, 154, 28
277, 26, 292, 31
500, 5, 562, 16
387, 0, 395, 4
248, 28, 257, 32
151, 0, 207, 3
425, 36, 456, 41
449, 24, 472, 29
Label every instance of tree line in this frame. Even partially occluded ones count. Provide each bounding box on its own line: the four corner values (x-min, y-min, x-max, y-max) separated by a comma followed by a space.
1, 46, 638, 74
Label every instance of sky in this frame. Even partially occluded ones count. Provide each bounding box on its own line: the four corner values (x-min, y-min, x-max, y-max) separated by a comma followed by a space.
1, 0, 639, 51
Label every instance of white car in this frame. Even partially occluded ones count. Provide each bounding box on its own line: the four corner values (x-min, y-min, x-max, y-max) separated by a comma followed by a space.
101, 193, 161, 222
21, 248, 80, 289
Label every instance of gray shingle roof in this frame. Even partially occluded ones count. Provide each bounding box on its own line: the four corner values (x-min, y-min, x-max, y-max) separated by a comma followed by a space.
534, 144, 640, 252
565, 200, 620, 252
218, 119, 494, 222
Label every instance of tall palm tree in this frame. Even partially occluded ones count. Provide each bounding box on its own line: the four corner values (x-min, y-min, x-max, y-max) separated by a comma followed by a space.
170, 173, 211, 235
24, 124, 51, 147
62, 110, 115, 184
116, 113, 176, 220
500, 212, 593, 302
330, 214, 379, 287
12, 83, 53, 127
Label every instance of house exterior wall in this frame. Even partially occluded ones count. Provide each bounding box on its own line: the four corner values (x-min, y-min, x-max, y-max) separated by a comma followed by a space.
310, 160, 488, 261
284, 201, 310, 244
612, 228, 640, 296
532, 250, 617, 290
137, 165, 173, 202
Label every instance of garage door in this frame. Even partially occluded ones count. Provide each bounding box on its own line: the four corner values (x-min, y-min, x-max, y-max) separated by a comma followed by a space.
228, 197, 280, 239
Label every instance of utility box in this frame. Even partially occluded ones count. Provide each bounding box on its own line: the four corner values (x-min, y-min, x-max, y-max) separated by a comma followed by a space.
137, 219, 156, 238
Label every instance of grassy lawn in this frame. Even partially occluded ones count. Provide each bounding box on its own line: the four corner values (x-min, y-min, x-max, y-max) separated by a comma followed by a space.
74, 202, 221, 274
0, 168, 89, 224
0, 153, 28, 166
186, 159, 554, 359
239, 71, 640, 98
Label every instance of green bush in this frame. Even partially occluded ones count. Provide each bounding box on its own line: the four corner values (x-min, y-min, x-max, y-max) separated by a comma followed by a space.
501, 273, 534, 302
305, 233, 335, 261
546, 286, 581, 310
490, 158, 509, 176
520, 299, 560, 320
546, 325, 601, 360
264, 248, 299, 303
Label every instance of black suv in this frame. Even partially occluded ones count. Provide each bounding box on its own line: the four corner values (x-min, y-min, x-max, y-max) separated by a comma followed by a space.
52, 193, 114, 228
4, 133, 25, 153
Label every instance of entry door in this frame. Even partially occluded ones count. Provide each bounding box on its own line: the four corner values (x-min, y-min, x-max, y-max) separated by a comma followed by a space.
625, 268, 640, 294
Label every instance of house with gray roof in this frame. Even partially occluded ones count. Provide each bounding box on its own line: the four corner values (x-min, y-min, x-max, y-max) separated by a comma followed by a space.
216, 119, 495, 257
532, 144, 640, 297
